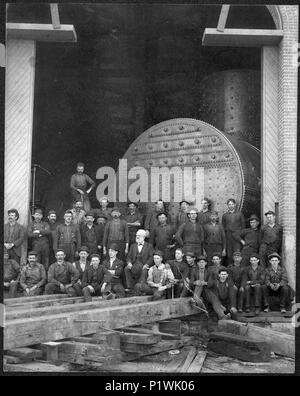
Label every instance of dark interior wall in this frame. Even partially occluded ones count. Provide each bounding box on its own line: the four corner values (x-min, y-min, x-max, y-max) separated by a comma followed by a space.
7, 4, 274, 217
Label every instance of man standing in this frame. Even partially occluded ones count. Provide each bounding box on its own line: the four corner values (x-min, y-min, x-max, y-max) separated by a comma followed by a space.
101, 243, 125, 299
81, 212, 102, 255
102, 207, 129, 261
82, 254, 104, 302
3, 248, 20, 298
203, 211, 226, 262
4, 208, 26, 264
92, 196, 112, 221
233, 214, 261, 268
242, 253, 265, 315
175, 207, 204, 257
124, 202, 144, 246
168, 248, 189, 298
144, 199, 168, 239
125, 229, 154, 293
262, 253, 290, 313
54, 211, 81, 263
198, 198, 212, 226
28, 208, 51, 270
150, 212, 176, 262
139, 250, 175, 300
221, 199, 245, 265
19, 251, 47, 296
259, 211, 283, 268
70, 201, 86, 226
70, 162, 95, 211
45, 249, 81, 296
175, 200, 191, 228
47, 210, 60, 266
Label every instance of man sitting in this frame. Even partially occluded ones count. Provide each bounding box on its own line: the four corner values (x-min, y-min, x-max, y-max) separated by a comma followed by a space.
227, 251, 245, 313
101, 243, 125, 299
73, 246, 90, 289
44, 249, 81, 296
20, 251, 47, 296
168, 248, 189, 298
180, 251, 197, 297
3, 247, 20, 298
262, 252, 291, 314
125, 229, 153, 294
82, 254, 104, 302
138, 250, 175, 300
190, 255, 210, 312
242, 253, 265, 315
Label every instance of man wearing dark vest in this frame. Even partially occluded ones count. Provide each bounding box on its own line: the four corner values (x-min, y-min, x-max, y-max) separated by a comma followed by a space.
242, 253, 265, 315
28, 208, 51, 270
4, 208, 26, 264
103, 207, 129, 262
47, 210, 60, 266
82, 254, 104, 302
259, 211, 283, 268
124, 202, 144, 246
80, 212, 102, 255
198, 198, 212, 226
20, 251, 47, 296
101, 243, 125, 299
150, 212, 176, 262
54, 210, 81, 263
175, 200, 191, 229
203, 211, 226, 262
73, 246, 90, 289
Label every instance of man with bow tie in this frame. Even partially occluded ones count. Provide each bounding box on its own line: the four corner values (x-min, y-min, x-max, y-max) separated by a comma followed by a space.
124, 229, 154, 294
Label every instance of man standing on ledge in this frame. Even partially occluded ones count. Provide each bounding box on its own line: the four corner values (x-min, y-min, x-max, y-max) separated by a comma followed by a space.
259, 211, 283, 269
70, 162, 95, 212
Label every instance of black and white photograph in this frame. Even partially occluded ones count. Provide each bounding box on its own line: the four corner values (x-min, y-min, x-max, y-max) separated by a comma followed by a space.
2, 3, 298, 376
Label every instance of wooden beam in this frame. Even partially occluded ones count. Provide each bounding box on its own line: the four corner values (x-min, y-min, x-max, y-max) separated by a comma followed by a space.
5, 294, 71, 305
4, 298, 199, 350
176, 346, 198, 373
217, 5, 230, 32
186, 351, 207, 373
218, 320, 295, 358
202, 28, 283, 47
6, 23, 77, 42
50, 4, 61, 29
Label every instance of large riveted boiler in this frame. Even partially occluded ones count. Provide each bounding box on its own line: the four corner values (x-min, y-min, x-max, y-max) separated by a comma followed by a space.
120, 118, 261, 221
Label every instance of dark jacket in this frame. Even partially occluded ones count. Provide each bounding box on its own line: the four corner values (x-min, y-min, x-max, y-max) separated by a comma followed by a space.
126, 241, 154, 267
233, 227, 261, 250
222, 211, 245, 233
54, 223, 81, 250
260, 224, 283, 249
168, 260, 189, 282
203, 223, 226, 247
227, 264, 245, 288
80, 224, 103, 247
150, 223, 175, 251
82, 265, 104, 288
73, 260, 90, 280
190, 266, 212, 288
175, 221, 204, 247
102, 257, 124, 284
20, 263, 46, 289
4, 222, 26, 258
4, 258, 20, 282
265, 266, 288, 287
28, 221, 51, 244
48, 261, 80, 286
242, 266, 265, 287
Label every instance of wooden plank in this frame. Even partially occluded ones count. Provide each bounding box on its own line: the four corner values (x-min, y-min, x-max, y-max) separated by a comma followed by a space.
5, 294, 67, 305
202, 28, 283, 47
4, 355, 31, 364
39, 342, 60, 362
6, 297, 85, 311
176, 346, 198, 372
6, 23, 77, 42
3, 361, 71, 372
236, 315, 292, 323
6, 296, 152, 320
159, 319, 181, 336
217, 5, 230, 32
218, 320, 295, 358
6, 347, 42, 359
4, 298, 199, 349
120, 326, 179, 340
187, 351, 207, 373
120, 332, 161, 345
50, 4, 60, 29
165, 347, 190, 372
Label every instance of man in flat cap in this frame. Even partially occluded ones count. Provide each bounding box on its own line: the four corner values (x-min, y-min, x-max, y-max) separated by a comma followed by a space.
144, 199, 170, 239
227, 251, 245, 312
20, 251, 47, 296
138, 250, 175, 300
203, 211, 226, 262
233, 214, 261, 268
242, 253, 265, 315
103, 207, 129, 261
125, 229, 154, 294
73, 246, 90, 286
124, 202, 144, 246
262, 253, 291, 313
198, 198, 212, 226
92, 196, 112, 221
45, 249, 81, 296
28, 208, 51, 270
175, 199, 191, 229
70, 162, 95, 212
47, 210, 60, 265
3, 247, 20, 298
221, 199, 245, 265
4, 208, 26, 264
101, 243, 125, 299
175, 207, 204, 258
54, 210, 81, 263
82, 253, 104, 302
259, 211, 283, 268
207, 253, 226, 280
150, 212, 176, 262
80, 211, 103, 255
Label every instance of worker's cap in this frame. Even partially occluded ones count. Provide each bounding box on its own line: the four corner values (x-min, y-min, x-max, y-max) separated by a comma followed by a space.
85, 211, 95, 217
248, 214, 260, 222
96, 213, 107, 219
28, 250, 38, 256
33, 208, 43, 215
249, 253, 260, 260
99, 196, 109, 202
55, 248, 65, 254
153, 250, 163, 258
109, 243, 119, 252
90, 253, 100, 260
8, 208, 19, 220
211, 253, 222, 259
156, 211, 168, 219
185, 251, 196, 258
179, 199, 192, 206
64, 210, 73, 216
48, 210, 56, 216
265, 210, 275, 216
111, 207, 121, 214
197, 255, 208, 263
78, 246, 89, 253
127, 201, 138, 207
187, 207, 199, 214
233, 251, 242, 257
268, 252, 281, 260
210, 211, 219, 216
